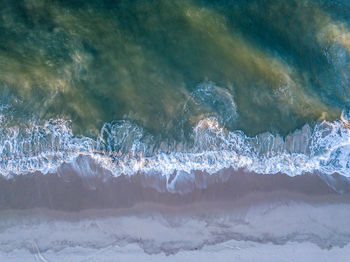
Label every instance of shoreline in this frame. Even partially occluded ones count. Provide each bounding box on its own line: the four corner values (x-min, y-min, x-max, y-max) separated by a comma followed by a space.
0, 165, 349, 211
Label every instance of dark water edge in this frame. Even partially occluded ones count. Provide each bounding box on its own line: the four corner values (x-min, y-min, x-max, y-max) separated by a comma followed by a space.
1, 164, 349, 212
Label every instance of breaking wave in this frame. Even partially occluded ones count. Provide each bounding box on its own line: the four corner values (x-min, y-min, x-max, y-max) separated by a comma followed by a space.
1, 114, 350, 181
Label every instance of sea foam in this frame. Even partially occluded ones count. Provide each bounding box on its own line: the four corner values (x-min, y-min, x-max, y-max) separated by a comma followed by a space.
0, 114, 350, 181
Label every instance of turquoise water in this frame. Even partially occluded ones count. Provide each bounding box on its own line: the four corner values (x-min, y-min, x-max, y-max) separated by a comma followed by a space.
0, 0, 350, 178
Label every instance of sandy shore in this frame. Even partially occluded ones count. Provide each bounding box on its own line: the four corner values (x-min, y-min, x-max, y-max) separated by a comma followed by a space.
1, 164, 350, 261
1, 197, 350, 261
1, 162, 349, 210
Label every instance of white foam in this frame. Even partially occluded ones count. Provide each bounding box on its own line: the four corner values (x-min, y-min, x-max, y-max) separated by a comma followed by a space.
0, 115, 350, 181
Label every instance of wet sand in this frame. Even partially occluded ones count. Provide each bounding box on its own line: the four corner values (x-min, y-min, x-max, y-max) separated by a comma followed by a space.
0, 164, 348, 211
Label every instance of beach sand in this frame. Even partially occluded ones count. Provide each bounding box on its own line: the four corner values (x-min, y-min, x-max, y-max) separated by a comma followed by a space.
0, 165, 350, 261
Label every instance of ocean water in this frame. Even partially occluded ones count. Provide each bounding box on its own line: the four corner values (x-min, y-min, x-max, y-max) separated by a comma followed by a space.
1, 0, 350, 185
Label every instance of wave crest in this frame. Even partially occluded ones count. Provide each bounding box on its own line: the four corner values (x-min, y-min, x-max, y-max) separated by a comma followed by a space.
0, 115, 350, 180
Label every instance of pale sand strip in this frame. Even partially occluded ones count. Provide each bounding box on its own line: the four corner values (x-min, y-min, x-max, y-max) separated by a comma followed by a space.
0, 192, 350, 261
1, 240, 349, 262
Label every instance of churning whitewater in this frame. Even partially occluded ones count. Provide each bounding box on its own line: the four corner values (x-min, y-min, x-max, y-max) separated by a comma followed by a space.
2, 2, 350, 261
1, 108, 350, 181
1, 0, 350, 187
